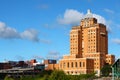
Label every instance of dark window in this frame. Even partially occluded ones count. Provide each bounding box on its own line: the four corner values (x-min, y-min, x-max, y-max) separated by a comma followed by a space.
71, 62, 73, 67
75, 62, 77, 67
80, 62, 81, 67
83, 62, 85, 67
67, 62, 69, 68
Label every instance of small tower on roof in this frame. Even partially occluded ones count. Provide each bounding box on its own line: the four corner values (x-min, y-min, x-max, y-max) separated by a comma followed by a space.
81, 9, 97, 27
87, 9, 91, 14
84, 9, 93, 18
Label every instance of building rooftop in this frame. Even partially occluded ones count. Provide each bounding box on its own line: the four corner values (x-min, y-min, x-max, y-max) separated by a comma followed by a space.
84, 9, 93, 19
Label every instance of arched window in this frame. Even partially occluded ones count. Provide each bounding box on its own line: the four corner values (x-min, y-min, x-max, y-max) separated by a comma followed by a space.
63, 62, 65, 68
71, 62, 73, 67
75, 62, 77, 67
80, 62, 81, 67
60, 63, 62, 68
67, 62, 69, 68
83, 62, 85, 67
67, 71, 69, 74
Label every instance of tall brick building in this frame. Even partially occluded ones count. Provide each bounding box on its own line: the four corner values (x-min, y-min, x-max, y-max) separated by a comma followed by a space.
58, 10, 115, 76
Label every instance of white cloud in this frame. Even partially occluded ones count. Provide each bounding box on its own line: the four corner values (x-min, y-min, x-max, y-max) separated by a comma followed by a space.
93, 14, 106, 25
21, 29, 39, 42
0, 22, 20, 39
0, 21, 50, 43
104, 8, 114, 14
113, 39, 120, 44
57, 9, 114, 33
105, 20, 113, 33
57, 9, 107, 25
57, 9, 84, 25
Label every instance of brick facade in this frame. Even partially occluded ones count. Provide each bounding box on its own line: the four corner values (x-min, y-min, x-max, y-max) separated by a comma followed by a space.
46, 10, 115, 76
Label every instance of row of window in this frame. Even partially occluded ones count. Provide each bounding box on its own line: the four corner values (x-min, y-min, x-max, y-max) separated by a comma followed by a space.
60, 62, 85, 68
70, 51, 78, 53
71, 47, 78, 49
83, 35, 95, 37
70, 41, 78, 44
71, 48, 96, 53
88, 42, 95, 45
88, 29, 96, 32
106, 60, 111, 62
70, 35, 78, 38
70, 35, 96, 41
88, 46, 96, 48
85, 55, 100, 57
88, 32, 96, 35
70, 42, 78, 44
88, 49, 96, 52
71, 33, 96, 37
67, 71, 85, 75
70, 45, 78, 47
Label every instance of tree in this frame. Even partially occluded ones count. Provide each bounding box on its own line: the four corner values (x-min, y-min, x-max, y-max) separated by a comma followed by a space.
67, 75, 80, 80
101, 64, 112, 77
49, 70, 68, 80
4, 75, 14, 80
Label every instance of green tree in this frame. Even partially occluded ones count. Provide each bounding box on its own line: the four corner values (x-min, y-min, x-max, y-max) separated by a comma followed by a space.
67, 75, 80, 80
49, 70, 68, 80
4, 75, 14, 80
101, 64, 112, 77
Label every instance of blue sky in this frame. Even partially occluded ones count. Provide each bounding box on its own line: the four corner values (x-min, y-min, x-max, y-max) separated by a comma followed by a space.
0, 0, 120, 62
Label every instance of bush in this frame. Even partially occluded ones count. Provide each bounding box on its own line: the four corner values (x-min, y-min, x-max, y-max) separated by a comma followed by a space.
4, 70, 96, 80
101, 64, 112, 77
49, 70, 68, 80
4, 75, 14, 80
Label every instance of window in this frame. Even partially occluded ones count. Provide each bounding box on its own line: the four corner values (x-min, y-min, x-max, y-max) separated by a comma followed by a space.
83, 62, 85, 67
67, 71, 69, 74
75, 72, 77, 74
80, 62, 81, 67
75, 62, 77, 67
71, 71, 73, 74
67, 62, 69, 68
71, 62, 73, 67
60, 63, 62, 68
63, 62, 65, 68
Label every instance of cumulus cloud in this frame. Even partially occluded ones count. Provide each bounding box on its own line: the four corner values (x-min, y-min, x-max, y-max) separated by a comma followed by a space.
113, 39, 120, 45
93, 14, 106, 25
57, 9, 114, 33
0, 22, 20, 39
21, 29, 39, 42
0, 22, 49, 43
57, 9, 107, 25
58, 9, 84, 25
